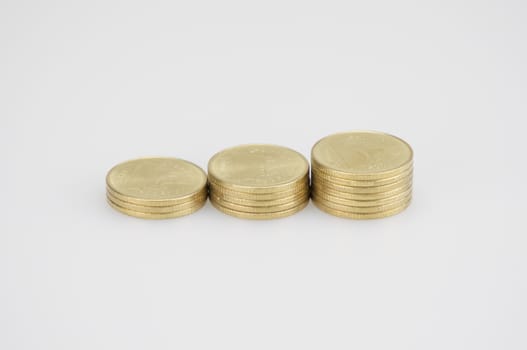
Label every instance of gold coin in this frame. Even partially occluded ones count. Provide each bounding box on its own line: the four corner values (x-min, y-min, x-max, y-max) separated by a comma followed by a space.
209, 176, 309, 200
311, 131, 413, 179
107, 197, 206, 219
312, 182, 412, 200
311, 187, 412, 207
208, 144, 309, 193
311, 174, 412, 194
312, 193, 411, 213
211, 189, 309, 207
312, 197, 411, 219
311, 166, 413, 187
107, 192, 207, 214
106, 158, 207, 206
210, 199, 308, 220
210, 193, 309, 213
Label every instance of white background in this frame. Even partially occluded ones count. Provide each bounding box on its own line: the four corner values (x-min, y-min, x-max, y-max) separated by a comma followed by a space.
1, 0, 526, 349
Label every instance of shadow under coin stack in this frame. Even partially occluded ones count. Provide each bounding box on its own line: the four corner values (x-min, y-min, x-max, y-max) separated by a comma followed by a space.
106, 158, 208, 219
311, 131, 413, 219
208, 144, 310, 219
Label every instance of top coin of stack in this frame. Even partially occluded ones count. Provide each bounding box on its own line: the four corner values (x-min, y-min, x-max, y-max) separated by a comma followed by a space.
208, 144, 310, 219
311, 131, 413, 219
106, 158, 208, 219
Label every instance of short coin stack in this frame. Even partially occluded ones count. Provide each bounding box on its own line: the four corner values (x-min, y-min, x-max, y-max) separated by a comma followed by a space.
106, 158, 208, 219
311, 131, 413, 219
208, 144, 310, 219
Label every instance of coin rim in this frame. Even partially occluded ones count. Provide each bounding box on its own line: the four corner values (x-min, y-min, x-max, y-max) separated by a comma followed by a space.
208, 173, 309, 194
210, 189, 310, 207
107, 185, 208, 207
313, 197, 411, 219
107, 192, 207, 214
312, 182, 412, 200
210, 193, 309, 213
310, 187, 412, 207
210, 199, 309, 220
312, 192, 411, 213
311, 174, 412, 194
311, 157, 413, 180
107, 196, 206, 219
311, 165, 413, 187
208, 175, 309, 197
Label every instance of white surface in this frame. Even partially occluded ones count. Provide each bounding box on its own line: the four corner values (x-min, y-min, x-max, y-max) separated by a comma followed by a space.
2, 1, 526, 349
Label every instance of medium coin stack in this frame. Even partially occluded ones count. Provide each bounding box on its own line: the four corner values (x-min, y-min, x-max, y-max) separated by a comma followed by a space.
311, 131, 413, 219
208, 144, 310, 219
106, 158, 208, 219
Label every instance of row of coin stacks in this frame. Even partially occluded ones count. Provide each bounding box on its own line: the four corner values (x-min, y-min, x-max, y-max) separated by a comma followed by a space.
106, 131, 412, 220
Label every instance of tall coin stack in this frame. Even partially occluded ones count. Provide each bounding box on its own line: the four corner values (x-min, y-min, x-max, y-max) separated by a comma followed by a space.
311, 131, 413, 219
208, 144, 310, 219
106, 158, 208, 219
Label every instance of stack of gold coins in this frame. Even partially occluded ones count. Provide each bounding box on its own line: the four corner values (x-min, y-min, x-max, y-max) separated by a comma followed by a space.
208, 144, 310, 219
311, 131, 413, 219
106, 158, 208, 219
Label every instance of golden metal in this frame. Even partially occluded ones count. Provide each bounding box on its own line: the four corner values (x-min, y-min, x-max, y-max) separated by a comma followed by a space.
311, 166, 413, 187
106, 192, 207, 214
107, 185, 208, 207
312, 197, 411, 219
208, 178, 309, 200
106, 158, 207, 205
311, 131, 413, 180
210, 199, 308, 220
210, 193, 309, 213
311, 174, 412, 194
312, 181, 412, 200
107, 197, 206, 219
211, 189, 309, 207
312, 193, 411, 213
208, 144, 309, 193
312, 158, 413, 181
311, 187, 412, 207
